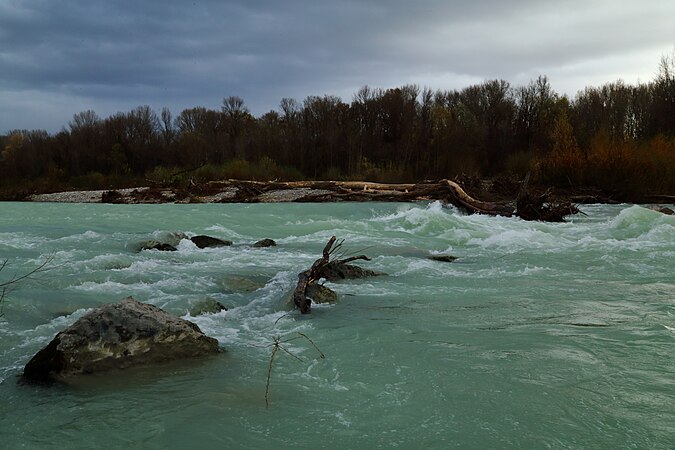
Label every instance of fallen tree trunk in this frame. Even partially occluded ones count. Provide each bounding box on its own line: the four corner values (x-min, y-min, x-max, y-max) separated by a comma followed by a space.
294, 179, 516, 216
293, 237, 372, 314
440, 180, 515, 216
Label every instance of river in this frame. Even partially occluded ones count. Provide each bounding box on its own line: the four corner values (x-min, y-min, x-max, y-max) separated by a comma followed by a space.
1, 201, 673, 448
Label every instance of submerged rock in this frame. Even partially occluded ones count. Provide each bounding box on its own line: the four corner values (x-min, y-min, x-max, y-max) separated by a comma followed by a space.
188, 298, 228, 316
252, 238, 276, 248
220, 275, 266, 293
305, 284, 338, 304
428, 254, 457, 263
136, 240, 177, 252
316, 262, 383, 281
190, 235, 233, 248
23, 297, 221, 381
134, 233, 186, 252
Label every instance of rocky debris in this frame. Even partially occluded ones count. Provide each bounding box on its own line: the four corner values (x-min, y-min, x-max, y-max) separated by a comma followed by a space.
29, 187, 150, 203
305, 284, 337, 304
428, 254, 457, 263
188, 298, 228, 316
252, 238, 276, 248
258, 188, 333, 202
23, 297, 221, 381
190, 187, 238, 203
190, 235, 233, 248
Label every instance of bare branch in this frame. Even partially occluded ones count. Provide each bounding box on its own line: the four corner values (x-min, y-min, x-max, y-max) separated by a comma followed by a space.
278, 345, 304, 362
0, 254, 55, 317
0, 254, 55, 288
297, 332, 326, 359
335, 255, 372, 265
263, 332, 325, 409
265, 345, 279, 409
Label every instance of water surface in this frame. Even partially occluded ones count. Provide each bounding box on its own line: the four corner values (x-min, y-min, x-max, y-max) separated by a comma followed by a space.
1, 202, 674, 448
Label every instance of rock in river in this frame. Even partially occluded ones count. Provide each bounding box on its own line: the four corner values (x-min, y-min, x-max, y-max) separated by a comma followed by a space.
305, 284, 338, 304
136, 240, 177, 252
190, 235, 233, 248
316, 262, 383, 281
188, 297, 228, 316
252, 238, 276, 248
428, 254, 457, 263
23, 297, 221, 381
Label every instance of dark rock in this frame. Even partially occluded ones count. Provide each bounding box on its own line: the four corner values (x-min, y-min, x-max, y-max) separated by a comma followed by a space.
305, 284, 337, 304
190, 235, 232, 248
252, 238, 277, 248
316, 262, 383, 281
428, 254, 457, 263
23, 297, 221, 381
649, 206, 674, 215
188, 298, 227, 316
137, 240, 177, 252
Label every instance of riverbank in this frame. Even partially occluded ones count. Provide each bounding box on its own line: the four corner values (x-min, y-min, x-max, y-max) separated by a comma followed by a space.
19, 178, 605, 204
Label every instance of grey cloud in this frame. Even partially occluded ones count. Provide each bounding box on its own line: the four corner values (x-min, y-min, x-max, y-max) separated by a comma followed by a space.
1, 0, 673, 132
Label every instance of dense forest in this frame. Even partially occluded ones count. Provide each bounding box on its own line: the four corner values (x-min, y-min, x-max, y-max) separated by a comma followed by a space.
2, 53, 674, 200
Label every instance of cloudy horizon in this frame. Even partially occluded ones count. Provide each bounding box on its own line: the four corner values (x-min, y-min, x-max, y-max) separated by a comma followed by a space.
1, 0, 673, 133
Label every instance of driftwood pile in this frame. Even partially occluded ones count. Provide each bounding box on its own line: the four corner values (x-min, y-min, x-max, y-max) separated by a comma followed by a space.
99, 178, 579, 222
515, 174, 580, 222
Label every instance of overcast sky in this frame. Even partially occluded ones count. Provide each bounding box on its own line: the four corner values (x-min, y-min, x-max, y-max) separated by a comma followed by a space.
1, 0, 674, 133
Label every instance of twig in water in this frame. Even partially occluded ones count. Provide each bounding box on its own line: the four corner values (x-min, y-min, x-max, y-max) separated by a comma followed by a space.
264, 332, 325, 409
0, 254, 55, 318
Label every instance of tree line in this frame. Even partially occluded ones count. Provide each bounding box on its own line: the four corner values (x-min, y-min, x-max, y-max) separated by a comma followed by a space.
2, 52, 674, 196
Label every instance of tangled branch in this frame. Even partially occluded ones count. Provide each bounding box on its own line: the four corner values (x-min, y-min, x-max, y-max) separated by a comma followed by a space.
293, 236, 372, 313
264, 332, 325, 409
0, 254, 55, 317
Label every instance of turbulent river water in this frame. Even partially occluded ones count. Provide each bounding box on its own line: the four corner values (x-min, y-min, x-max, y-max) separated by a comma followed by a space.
0, 201, 673, 449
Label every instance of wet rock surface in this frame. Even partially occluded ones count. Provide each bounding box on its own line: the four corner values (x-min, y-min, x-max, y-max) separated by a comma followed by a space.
316, 262, 383, 281
23, 297, 221, 381
190, 235, 232, 248
252, 238, 276, 248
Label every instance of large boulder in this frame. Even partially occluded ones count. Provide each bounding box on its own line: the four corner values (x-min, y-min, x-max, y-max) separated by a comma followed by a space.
23, 297, 221, 381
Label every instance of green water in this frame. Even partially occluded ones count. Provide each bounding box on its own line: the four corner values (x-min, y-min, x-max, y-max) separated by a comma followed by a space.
1, 201, 673, 449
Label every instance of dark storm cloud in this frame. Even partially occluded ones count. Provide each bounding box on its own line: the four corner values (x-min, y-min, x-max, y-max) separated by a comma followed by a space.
1, 0, 673, 132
